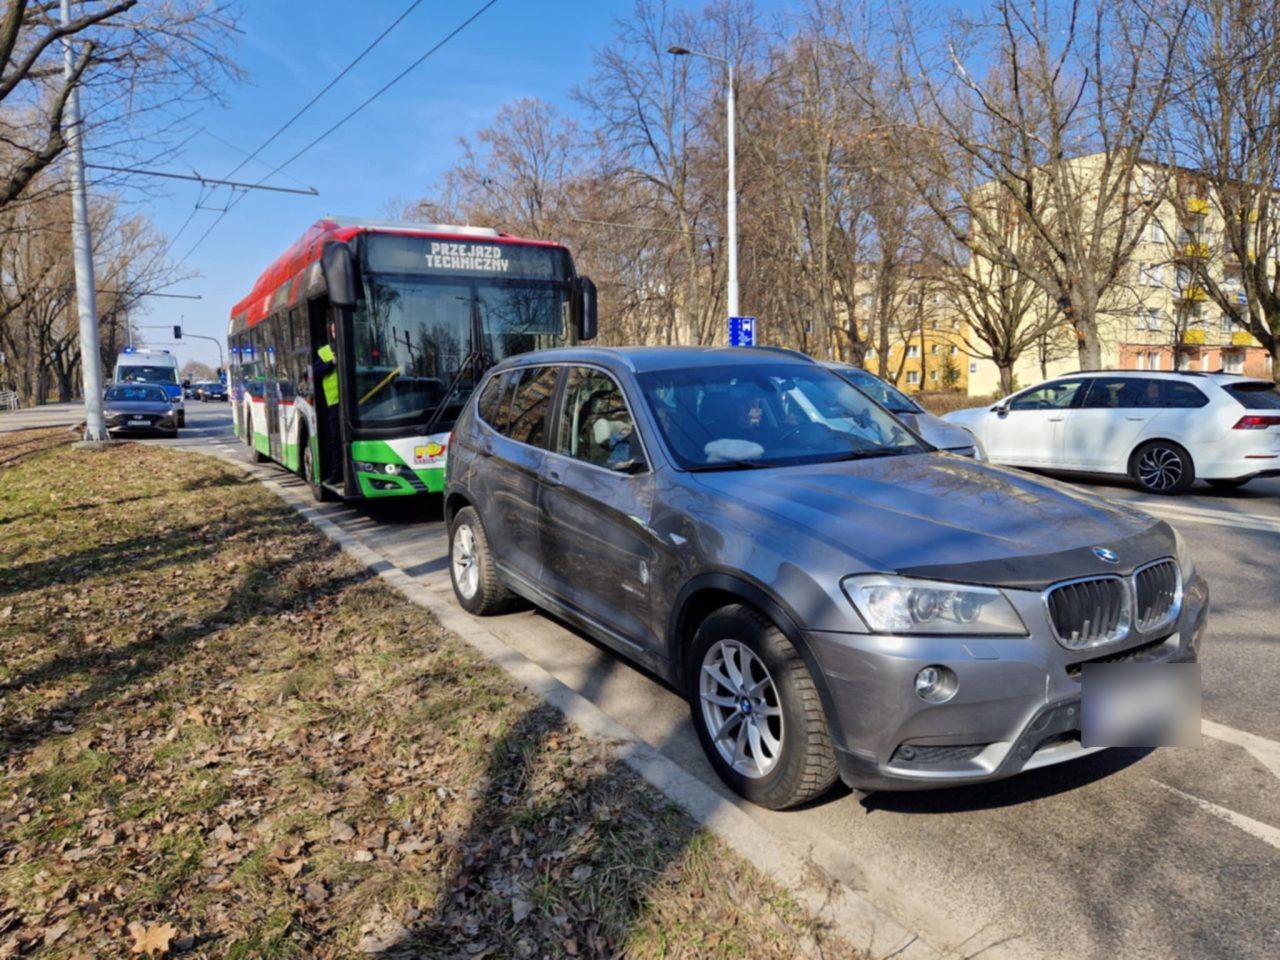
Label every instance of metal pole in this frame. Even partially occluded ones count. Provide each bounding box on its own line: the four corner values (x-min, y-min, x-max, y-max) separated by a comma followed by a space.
725, 62, 739, 324
62, 0, 107, 440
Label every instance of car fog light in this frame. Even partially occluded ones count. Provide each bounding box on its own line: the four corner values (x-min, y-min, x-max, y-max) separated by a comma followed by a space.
384, 462, 398, 475
914, 665, 957, 703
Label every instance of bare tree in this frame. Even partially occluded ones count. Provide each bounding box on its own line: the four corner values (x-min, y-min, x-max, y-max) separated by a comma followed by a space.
895, 0, 1188, 371
1164, 0, 1280, 380
0, 1, 240, 211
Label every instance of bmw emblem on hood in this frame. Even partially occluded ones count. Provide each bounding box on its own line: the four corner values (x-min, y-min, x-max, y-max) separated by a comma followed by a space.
1093, 547, 1119, 564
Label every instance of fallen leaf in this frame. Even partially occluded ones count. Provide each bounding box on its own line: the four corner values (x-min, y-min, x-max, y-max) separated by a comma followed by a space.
330, 820, 355, 842
564, 938, 579, 956
570, 864, 593, 883
303, 882, 328, 903
210, 823, 234, 845
352, 849, 373, 863
279, 860, 305, 879
128, 920, 177, 956
43, 918, 70, 946
511, 898, 533, 923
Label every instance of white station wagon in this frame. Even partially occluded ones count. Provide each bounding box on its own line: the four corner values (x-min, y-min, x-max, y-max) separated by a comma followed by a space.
945, 371, 1280, 493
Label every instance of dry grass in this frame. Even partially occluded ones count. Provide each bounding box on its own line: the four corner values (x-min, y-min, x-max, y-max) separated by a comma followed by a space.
0, 436, 864, 959
912, 391, 986, 416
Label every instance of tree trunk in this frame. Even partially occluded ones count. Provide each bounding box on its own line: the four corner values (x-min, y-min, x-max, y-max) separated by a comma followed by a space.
998, 362, 1014, 397
1076, 324, 1103, 371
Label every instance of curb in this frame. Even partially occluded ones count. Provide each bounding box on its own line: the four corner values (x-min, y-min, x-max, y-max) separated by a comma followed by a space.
192, 440, 956, 960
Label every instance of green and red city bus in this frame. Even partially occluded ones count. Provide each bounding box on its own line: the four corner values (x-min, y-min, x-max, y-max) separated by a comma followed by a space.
228, 218, 596, 500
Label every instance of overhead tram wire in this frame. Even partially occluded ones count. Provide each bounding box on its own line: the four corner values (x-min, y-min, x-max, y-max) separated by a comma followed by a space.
166, 0, 428, 270
173, 0, 501, 270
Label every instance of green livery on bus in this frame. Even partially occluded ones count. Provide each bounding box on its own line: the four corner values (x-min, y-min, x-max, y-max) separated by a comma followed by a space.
228, 218, 597, 501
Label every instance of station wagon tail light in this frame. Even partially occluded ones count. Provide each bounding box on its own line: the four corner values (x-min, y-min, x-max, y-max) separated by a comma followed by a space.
842, 575, 1027, 636
1232, 414, 1280, 429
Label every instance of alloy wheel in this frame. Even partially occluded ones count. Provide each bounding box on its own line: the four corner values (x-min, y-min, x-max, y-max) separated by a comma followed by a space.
1137, 445, 1184, 491
699, 639, 784, 779
451, 524, 479, 599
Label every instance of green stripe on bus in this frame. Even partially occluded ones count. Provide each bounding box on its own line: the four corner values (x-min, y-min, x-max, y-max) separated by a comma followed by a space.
349, 439, 405, 466
253, 431, 269, 456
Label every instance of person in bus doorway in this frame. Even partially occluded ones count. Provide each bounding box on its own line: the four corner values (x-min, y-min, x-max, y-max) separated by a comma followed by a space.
314, 333, 341, 484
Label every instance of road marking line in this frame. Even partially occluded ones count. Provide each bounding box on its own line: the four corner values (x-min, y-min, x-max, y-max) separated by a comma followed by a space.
1155, 782, 1280, 851
1202, 719, 1280, 781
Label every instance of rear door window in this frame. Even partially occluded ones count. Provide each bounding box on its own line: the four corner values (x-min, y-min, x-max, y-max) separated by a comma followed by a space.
1224, 381, 1280, 409
1079, 377, 1159, 409
507, 366, 560, 446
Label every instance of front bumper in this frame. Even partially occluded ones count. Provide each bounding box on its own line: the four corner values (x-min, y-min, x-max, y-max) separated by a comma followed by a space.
807, 571, 1208, 791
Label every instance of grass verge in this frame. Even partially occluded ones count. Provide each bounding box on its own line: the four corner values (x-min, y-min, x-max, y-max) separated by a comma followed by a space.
0, 429, 864, 959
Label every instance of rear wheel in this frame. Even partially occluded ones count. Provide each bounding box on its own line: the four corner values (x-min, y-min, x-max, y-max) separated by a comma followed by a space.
688, 605, 838, 810
448, 506, 516, 615
1130, 440, 1195, 495
1206, 477, 1250, 491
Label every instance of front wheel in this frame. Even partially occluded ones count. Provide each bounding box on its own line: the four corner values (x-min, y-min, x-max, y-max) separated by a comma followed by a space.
300, 435, 334, 502
1131, 440, 1195, 495
448, 506, 516, 615
688, 605, 838, 810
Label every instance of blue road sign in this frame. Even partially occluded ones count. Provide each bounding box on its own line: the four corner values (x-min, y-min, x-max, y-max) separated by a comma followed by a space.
728, 315, 756, 346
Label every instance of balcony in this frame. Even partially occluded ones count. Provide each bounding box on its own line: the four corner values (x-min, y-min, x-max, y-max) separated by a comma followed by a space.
1182, 329, 1207, 345
1175, 241, 1211, 259
1187, 197, 1210, 216
1231, 330, 1255, 347
1176, 286, 1208, 302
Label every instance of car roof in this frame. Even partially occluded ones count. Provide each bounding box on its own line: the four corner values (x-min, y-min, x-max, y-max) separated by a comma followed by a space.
1031, 370, 1271, 387
490, 345, 821, 375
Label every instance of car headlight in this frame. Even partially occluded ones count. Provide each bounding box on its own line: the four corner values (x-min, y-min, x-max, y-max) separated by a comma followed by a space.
841, 575, 1027, 635
1172, 527, 1195, 581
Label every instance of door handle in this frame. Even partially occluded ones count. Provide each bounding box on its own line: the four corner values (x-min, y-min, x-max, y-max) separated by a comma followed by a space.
1048, 416, 1065, 422
1125, 416, 1147, 421
544, 470, 564, 488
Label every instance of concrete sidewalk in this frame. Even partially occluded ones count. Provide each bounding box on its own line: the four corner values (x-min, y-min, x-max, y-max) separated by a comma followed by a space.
0, 402, 84, 433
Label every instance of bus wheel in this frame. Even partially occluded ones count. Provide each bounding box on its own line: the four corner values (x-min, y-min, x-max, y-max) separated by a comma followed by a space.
301, 436, 334, 502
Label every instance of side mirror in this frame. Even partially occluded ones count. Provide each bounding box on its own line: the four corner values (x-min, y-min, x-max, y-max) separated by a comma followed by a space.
994, 401, 1010, 416
321, 241, 358, 308
609, 457, 646, 474
572, 275, 598, 341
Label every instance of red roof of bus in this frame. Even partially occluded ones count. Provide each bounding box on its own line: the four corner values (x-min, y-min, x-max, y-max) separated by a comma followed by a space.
229, 218, 568, 327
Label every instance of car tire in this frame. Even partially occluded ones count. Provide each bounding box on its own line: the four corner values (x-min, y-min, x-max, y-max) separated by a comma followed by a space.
448, 506, 516, 616
688, 604, 838, 810
163, 429, 177, 439
301, 434, 334, 502
1206, 477, 1249, 491
1130, 440, 1195, 495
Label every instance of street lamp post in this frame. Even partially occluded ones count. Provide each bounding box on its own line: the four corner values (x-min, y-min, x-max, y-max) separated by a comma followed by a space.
668, 45, 739, 325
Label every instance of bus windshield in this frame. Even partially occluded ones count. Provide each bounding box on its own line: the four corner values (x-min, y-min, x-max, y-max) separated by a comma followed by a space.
351, 274, 568, 428
116, 365, 177, 385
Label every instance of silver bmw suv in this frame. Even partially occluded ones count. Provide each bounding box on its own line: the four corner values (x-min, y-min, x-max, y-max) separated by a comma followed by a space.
445, 347, 1208, 809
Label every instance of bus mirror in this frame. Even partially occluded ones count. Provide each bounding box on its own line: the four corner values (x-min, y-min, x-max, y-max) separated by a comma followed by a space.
321, 242, 358, 308
573, 275, 598, 341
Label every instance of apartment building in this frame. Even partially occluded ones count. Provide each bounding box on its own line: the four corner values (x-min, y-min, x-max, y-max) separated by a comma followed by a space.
967, 157, 1274, 395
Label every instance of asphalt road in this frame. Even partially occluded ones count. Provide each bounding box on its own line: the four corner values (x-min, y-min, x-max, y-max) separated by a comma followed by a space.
165, 405, 1280, 960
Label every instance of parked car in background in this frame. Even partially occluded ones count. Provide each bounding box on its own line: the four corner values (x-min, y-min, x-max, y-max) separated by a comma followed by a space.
197, 380, 227, 402
103, 383, 178, 438
945, 371, 1280, 494
445, 347, 1206, 809
824, 362, 985, 458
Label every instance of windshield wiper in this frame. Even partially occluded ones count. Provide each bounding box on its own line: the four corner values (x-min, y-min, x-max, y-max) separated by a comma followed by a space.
686, 459, 775, 472
821, 448, 919, 463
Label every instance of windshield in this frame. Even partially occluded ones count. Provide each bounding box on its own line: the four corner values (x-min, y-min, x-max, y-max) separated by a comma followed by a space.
352, 274, 568, 428
106, 385, 168, 402
832, 365, 922, 414
638, 363, 929, 470
116, 365, 177, 385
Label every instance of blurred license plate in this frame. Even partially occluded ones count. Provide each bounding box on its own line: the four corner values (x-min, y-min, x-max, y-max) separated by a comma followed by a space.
1081, 662, 1200, 747
128, 419, 149, 425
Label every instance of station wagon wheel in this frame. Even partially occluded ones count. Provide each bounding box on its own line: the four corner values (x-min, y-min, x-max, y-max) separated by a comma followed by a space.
448, 506, 516, 616
1131, 440, 1194, 494
688, 605, 838, 810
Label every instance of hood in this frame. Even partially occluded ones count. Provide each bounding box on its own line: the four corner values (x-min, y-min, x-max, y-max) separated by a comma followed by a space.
909, 412, 981, 452
691, 453, 1167, 587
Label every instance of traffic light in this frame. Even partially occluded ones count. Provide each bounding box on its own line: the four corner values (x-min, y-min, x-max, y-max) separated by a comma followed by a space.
173, 324, 182, 339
